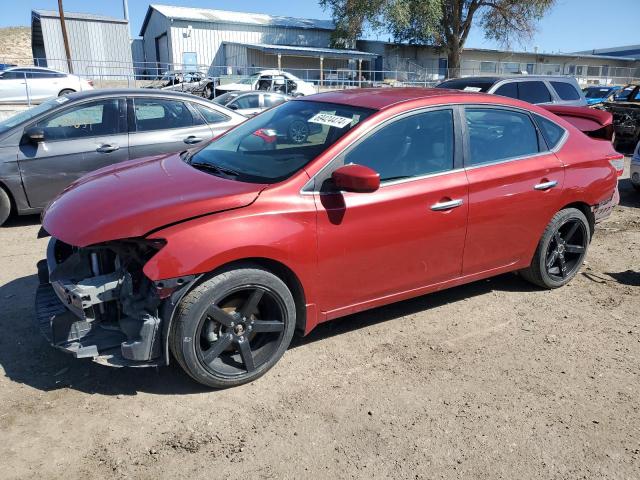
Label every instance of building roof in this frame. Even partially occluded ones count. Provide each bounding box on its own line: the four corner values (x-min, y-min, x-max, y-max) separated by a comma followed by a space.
574, 45, 640, 59
140, 4, 334, 36
224, 42, 377, 60
32, 9, 128, 24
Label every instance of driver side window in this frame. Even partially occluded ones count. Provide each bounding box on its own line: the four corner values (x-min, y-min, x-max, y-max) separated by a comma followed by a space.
34, 99, 123, 141
344, 109, 454, 182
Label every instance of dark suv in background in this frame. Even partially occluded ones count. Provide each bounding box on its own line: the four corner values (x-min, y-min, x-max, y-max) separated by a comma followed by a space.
437, 75, 587, 106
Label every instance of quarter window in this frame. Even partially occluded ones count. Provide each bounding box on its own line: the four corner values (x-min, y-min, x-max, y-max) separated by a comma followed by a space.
35, 99, 123, 141
517, 81, 552, 104
133, 98, 195, 132
194, 104, 229, 124
465, 108, 539, 166
534, 114, 565, 149
550, 81, 581, 101
344, 109, 454, 182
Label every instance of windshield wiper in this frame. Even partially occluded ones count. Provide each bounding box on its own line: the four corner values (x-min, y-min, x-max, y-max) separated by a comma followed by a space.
190, 161, 240, 179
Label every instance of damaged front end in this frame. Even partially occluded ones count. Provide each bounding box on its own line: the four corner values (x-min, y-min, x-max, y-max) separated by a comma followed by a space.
35, 237, 193, 367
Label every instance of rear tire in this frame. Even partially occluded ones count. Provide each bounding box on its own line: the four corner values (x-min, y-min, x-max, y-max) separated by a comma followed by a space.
170, 266, 296, 388
521, 208, 590, 289
0, 187, 10, 226
58, 89, 75, 96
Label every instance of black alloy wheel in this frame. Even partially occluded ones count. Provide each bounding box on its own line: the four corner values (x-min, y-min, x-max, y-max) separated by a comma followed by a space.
196, 287, 286, 377
544, 218, 588, 281
171, 266, 296, 388
521, 208, 590, 289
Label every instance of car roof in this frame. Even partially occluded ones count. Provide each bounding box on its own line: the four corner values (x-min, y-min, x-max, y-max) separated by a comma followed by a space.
5, 66, 63, 73
305, 87, 481, 110
63, 88, 214, 101
442, 75, 577, 83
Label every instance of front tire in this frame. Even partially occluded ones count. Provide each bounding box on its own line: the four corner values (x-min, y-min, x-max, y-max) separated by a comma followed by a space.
521, 208, 590, 289
170, 266, 296, 388
0, 187, 11, 226
58, 88, 75, 96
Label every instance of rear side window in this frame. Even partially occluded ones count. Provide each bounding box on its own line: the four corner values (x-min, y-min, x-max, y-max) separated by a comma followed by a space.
550, 81, 581, 101
534, 114, 565, 149
493, 82, 518, 99
194, 104, 229, 124
465, 108, 539, 166
133, 98, 194, 132
517, 81, 552, 104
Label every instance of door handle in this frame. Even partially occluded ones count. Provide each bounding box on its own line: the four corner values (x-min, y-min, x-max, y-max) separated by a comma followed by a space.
430, 199, 464, 211
96, 144, 119, 153
534, 180, 558, 191
184, 136, 203, 144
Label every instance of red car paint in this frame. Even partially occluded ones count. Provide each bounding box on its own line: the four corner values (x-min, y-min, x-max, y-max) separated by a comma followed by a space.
43, 88, 619, 336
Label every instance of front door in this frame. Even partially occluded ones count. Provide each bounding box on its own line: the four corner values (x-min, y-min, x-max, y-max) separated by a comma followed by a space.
128, 97, 214, 159
314, 108, 469, 315
461, 106, 565, 275
17, 98, 128, 208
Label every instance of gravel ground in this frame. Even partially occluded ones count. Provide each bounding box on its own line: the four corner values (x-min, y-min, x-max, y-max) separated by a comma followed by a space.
0, 160, 638, 480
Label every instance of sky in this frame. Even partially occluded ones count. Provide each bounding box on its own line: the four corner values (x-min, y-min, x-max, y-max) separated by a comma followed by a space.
4, 0, 639, 53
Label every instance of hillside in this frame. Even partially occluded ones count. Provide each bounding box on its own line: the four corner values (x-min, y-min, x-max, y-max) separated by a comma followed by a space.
0, 26, 32, 64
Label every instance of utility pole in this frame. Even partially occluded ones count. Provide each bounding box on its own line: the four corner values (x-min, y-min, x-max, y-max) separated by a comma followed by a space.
58, 0, 73, 73
122, 0, 131, 38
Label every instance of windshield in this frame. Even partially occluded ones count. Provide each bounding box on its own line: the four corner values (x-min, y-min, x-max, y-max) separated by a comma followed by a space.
436, 78, 495, 92
238, 73, 260, 85
584, 87, 613, 98
188, 100, 375, 183
0, 97, 66, 134
616, 88, 635, 100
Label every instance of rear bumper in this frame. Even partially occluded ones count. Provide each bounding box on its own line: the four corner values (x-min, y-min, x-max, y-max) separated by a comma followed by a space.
592, 187, 619, 223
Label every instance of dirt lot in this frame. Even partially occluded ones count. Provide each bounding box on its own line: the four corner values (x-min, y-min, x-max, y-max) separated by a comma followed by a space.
0, 161, 638, 480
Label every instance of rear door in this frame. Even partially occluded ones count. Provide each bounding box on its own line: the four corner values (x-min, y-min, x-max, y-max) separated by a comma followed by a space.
461, 106, 565, 275
17, 97, 128, 208
189, 101, 241, 137
127, 97, 214, 159
0, 70, 29, 103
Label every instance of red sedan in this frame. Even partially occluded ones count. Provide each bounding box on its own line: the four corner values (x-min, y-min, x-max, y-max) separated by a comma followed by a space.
36, 88, 622, 388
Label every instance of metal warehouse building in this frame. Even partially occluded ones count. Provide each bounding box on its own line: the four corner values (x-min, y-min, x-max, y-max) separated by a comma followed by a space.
31, 9, 133, 77
137, 4, 376, 79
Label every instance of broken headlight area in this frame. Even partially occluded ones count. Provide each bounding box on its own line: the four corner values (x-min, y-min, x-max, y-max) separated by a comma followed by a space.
35, 237, 190, 366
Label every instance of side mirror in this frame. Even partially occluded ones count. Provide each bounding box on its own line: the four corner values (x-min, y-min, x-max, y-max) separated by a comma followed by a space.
25, 127, 45, 143
227, 104, 238, 110
332, 164, 380, 193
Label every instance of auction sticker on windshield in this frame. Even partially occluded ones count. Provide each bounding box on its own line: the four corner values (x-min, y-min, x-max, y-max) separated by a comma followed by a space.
308, 113, 353, 128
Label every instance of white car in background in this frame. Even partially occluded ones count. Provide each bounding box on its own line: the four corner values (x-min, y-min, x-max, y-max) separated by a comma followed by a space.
215, 69, 316, 97
213, 91, 290, 116
0, 66, 94, 104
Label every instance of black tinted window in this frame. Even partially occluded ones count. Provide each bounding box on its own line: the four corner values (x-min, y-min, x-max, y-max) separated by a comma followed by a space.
36, 99, 123, 141
534, 114, 565, 149
436, 78, 494, 92
517, 81, 552, 104
345, 109, 454, 181
465, 108, 539, 165
550, 81, 581, 101
195, 104, 229, 124
494, 82, 518, 99
134, 98, 194, 132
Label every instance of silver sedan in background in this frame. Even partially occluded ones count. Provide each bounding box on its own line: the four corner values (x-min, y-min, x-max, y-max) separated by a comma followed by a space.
213, 91, 290, 116
0, 89, 246, 225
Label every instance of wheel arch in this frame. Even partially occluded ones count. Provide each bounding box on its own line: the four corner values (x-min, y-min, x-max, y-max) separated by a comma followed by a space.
559, 201, 595, 237
162, 256, 308, 365
0, 179, 16, 215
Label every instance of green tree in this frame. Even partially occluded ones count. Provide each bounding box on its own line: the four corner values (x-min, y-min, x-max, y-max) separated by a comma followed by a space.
320, 0, 556, 77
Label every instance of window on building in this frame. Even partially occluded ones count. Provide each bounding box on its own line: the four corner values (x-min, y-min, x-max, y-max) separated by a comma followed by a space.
587, 65, 601, 76
480, 61, 497, 73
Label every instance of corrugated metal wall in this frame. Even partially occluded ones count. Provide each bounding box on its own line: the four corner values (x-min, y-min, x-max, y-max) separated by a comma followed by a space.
168, 18, 332, 72
38, 15, 132, 78
141, 9, 171, 76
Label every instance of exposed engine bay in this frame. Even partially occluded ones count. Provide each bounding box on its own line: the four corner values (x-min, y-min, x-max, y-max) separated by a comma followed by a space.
36, 237, 192, 366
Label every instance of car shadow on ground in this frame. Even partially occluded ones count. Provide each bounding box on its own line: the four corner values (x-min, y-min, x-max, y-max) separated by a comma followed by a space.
606, 270, 640, 287
0, 271, 537, 396
2, 214, 40, 228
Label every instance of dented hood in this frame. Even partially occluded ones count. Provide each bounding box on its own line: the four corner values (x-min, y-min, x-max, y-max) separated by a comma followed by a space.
43, 152, 266, 247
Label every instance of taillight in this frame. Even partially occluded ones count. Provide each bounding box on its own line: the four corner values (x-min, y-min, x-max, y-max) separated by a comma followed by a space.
87, 79, 94, 86
252, 128, 277, 143
607, 154, 625, 177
